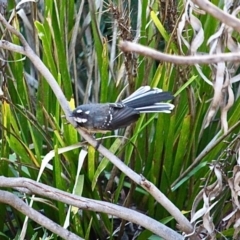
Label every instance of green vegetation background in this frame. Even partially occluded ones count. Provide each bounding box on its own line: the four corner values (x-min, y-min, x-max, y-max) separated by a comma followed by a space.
0, 0, 239, 239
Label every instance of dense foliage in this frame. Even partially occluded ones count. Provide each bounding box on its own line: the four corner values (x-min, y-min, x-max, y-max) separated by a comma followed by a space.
0, 0, 240, 239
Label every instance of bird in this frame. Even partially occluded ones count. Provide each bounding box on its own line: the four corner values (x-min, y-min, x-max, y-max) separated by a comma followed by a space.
71, 86, 174, 133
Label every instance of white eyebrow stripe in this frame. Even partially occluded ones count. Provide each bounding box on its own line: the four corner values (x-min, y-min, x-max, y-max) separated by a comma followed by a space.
76, 109, 83, 113
85, 110, 90, 114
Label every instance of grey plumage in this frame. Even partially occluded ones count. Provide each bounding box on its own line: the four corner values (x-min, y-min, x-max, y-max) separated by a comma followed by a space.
71, 86, 174, 132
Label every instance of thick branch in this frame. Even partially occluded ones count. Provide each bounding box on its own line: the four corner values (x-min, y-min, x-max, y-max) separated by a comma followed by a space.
0, 177, 184, 240
0, 190, 82, 240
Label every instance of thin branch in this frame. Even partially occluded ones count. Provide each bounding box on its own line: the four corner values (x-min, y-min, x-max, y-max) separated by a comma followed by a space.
0, 177, 184, 240
119, 41, 240, 64
0, 40, 26, 54
192, 0, 240, 33
0, 190, 82, 240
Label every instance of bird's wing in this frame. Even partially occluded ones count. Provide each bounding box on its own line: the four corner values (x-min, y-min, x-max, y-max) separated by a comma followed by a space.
107, 105, 140, 130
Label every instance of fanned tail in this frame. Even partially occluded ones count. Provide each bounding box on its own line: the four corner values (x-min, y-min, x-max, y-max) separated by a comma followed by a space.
121, 86, 174, 113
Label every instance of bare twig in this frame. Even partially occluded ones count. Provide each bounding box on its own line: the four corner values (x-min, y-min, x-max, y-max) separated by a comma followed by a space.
119, 41, 240, 65
0, 190, 82, 240
192, 0, 240, 33
0, 176, 184, 240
